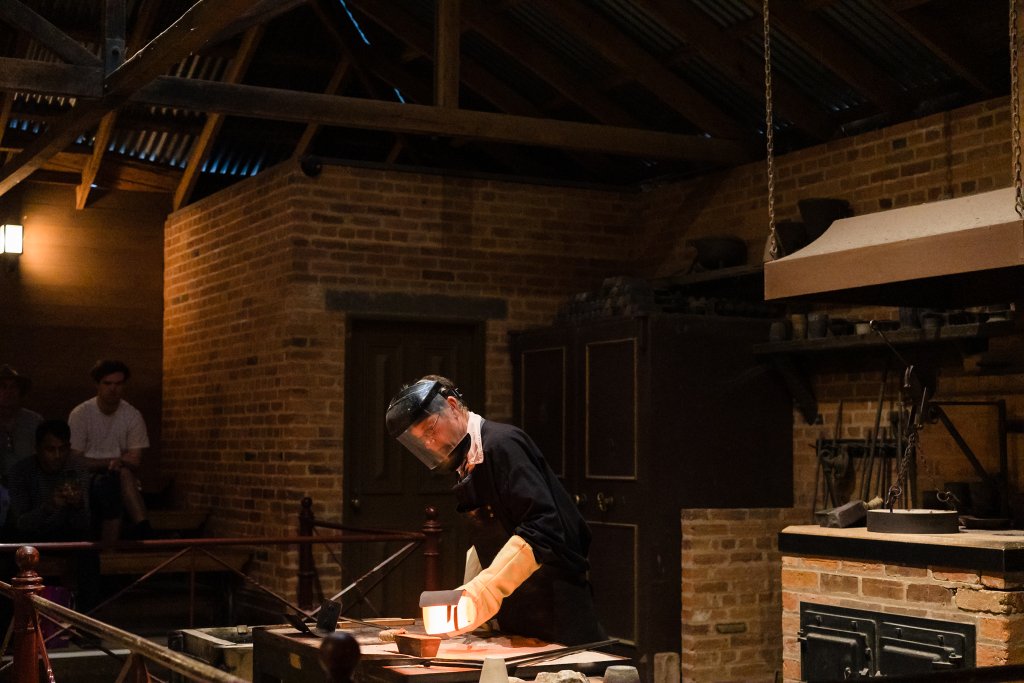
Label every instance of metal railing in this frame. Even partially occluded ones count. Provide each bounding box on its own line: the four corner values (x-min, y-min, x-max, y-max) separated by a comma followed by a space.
0, 500, 442, 681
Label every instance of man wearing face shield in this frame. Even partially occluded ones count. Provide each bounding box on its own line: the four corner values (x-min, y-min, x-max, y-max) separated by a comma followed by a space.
385, 375, 606, 645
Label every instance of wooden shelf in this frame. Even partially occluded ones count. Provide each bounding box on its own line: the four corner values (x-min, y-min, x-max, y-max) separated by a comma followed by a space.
753, 320, 1016, 357
754, 319, 1018, 426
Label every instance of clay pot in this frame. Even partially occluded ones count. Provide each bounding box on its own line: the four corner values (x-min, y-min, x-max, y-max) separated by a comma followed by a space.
774, 220, 809, 256
687, 236, 747, 270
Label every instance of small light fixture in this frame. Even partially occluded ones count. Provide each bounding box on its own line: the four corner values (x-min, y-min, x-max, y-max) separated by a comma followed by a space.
0, 224, 22, 273
0, 224, 22, 254
419, 589, 471, 635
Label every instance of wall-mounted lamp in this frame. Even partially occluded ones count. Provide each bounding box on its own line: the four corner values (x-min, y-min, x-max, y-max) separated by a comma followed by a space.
1, 224, 23, 274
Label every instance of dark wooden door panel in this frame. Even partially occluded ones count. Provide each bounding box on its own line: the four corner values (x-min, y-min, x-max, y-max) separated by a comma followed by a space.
589, 522, 638, 645
585, 337, 637, 480
519, 346, 568, 477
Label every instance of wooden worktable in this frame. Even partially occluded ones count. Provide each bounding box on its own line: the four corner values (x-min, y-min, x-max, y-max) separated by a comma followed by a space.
253, 621, 627, 683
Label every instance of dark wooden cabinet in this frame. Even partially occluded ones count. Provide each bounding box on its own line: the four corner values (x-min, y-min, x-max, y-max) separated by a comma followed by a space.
511, 314, 792, 673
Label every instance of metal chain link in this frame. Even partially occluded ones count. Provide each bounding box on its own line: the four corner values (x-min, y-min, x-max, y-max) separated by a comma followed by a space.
763, 0, 778, 260
1011, 0, 1024, 218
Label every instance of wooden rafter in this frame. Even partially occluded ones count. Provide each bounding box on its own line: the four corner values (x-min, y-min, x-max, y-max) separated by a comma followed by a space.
0, 57, 100, 97
434, 0, 460, 108
740, 0, 906, 113
77, 0, 161, 210
134, 77, 748, 163
290, 57, 352, 161
347, 0, 544, 117
0, 0, 258, 198
0, 0, 101, 66
460, 0, 637, 126
634, 0, 835, 141
173, 25, 265, 211
336, 1, 632, 177
536, 0, 745, 139
880, 3, 990, 94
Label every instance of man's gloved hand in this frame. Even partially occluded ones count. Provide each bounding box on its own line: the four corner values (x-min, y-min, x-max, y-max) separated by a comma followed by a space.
428, 535, 540, 638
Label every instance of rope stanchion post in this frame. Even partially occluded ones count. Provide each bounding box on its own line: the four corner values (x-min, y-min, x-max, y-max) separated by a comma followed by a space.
298, 497, 316, 610
421, 506, 442, 592
12, 546, 43, 683
320, 631, 361, 683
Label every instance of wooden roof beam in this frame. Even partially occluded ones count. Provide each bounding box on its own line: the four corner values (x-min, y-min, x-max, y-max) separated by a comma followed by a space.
290, 57, 353, 161
0, 0, 258, 198
435, 0, 461, 108
0, 0, 101, 66
537, 0, 745, 140
880, 3, 990, 94
635, 0, 834, 141
741, 0, 906, 112
345, 0, 543, 117
460, 0, 637, 127
135, 77, 748, 164
345, 1, 629, 178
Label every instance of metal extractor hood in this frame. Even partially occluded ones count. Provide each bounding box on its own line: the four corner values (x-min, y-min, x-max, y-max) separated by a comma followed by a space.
763, 187, 1024, 307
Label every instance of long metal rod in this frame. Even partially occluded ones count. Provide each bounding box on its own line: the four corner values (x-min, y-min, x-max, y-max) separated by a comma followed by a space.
0, 584, 250, 683
0, 532, 424, 553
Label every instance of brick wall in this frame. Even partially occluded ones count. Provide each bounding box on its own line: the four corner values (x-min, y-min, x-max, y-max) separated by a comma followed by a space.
160, 95, 1022, 670
163, 163, 640, 594
682, 508, 805, 683
781, 554, 1024, 682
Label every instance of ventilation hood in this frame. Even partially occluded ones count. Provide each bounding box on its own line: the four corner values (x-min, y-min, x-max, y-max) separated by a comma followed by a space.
763, 187, 1024, 307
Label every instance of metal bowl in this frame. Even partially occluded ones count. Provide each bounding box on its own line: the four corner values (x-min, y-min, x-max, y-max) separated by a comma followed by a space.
866, 509, 960, 534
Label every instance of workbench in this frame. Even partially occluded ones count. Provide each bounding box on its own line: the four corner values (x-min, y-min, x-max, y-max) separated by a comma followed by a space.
252, 620, 628, 683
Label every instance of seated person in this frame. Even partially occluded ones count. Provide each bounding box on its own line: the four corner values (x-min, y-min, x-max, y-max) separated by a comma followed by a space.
8, 419, 98, 611
9, 419, 91, 541
68, 360, 151, 541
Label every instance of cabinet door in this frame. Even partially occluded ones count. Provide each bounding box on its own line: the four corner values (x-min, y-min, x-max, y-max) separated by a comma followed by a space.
572, 319, 650, 656
512, 328, 569, 478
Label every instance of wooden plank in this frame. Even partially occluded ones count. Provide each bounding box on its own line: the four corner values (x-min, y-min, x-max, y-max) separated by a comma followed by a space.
0, 0, 256, 198
0, 0, 102, 66
135, 78, 747, 162
434, 0, 460, 108
0, 57, 102, 97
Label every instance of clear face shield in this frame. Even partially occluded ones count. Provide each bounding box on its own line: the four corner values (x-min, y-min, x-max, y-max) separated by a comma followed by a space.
386, 380, 468, 472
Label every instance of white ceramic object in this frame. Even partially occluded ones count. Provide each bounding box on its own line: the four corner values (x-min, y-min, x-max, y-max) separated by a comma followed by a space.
603, 665, 640, 683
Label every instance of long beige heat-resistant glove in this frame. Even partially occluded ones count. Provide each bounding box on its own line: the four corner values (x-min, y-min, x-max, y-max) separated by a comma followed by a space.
441, 535, 541, 638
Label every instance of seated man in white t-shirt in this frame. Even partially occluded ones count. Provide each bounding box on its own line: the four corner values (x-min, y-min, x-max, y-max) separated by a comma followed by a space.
68, 359, 151, 542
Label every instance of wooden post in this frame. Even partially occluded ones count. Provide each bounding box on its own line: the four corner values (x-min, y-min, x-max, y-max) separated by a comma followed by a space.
319, 631, 360, 683
298, 497, 315, 610
12, 545, 43, 683
421, 506, 442, 592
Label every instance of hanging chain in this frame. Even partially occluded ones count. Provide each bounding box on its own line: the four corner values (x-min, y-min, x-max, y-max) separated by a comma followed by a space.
763, 0, 778, 260
1012, 0, 1024, 218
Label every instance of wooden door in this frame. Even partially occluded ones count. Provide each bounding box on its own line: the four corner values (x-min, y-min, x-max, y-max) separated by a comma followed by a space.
343, 319, 484, 619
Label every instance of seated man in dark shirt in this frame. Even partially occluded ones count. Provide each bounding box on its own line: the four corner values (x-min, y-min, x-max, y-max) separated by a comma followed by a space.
8, 419, 98, 611
9, 419, 91, 541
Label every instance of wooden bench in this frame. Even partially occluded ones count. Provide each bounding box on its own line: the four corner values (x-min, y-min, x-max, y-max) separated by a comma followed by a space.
98, 547, 252, 575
